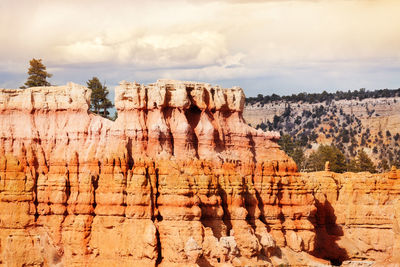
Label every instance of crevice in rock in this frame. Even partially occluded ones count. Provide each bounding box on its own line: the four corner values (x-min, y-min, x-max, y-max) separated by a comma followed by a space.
276, 179, 286, 236
201, 109, 224, 154
33, 171, 39, 222
252, 166, 270, 231
218, 181, 232, 235
155, 225, 163, 266
254, 187, 269, 230
247, 133, 257, 164
161, 108, 174, 156
154, 166, 159, 206
30, 151, 40, 223
199, 177, 224, 239
127, 138, 134, 170
146, 166, 155, 220
65, 170, 71, 212
184, 105, 202, 158
153, 165, 163, 266
92, 174, 99, 213
244, 181, 257, 232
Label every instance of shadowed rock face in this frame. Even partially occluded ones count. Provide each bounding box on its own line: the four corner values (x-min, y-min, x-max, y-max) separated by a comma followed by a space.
0, 80, 399, 266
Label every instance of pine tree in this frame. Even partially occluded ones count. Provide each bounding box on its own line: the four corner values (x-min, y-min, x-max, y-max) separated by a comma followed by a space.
87, 77, 113, 119
278, 134, 295, 155
305, 145, 347, 173
291, 147, 305, 170
347, 149, 377, 173
347, 158, 359, 172
278, 134, 305, 169
357, 149, 376, 173
21, 58, 52, 88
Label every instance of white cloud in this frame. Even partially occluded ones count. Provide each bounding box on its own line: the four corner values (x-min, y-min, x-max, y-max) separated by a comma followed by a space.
54, 30, 232, 69
56, 38, 114, 63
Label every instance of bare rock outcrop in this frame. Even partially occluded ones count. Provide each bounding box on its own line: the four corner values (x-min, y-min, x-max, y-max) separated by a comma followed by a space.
0, 80, 399, 266
303, 170, 400, 266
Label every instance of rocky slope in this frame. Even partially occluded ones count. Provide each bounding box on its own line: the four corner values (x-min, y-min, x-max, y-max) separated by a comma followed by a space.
244, 97, 400, 171
0, 80, 399, 266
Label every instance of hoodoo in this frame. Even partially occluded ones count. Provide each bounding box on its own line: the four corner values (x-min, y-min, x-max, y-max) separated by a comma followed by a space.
0, 80, 399, 266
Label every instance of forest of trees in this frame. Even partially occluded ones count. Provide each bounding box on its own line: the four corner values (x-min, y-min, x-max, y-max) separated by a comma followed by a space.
247, 88, 400, 105
278, 134, 377, 173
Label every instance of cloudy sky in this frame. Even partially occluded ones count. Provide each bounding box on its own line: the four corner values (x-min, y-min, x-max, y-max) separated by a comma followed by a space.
1, 0, 399, 97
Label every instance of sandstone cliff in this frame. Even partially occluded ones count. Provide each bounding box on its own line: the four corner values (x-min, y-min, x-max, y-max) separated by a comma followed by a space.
0, 80, 399, 266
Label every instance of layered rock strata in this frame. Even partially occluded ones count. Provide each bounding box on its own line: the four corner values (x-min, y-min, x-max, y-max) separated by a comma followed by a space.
304, 168, 400, 266
0, 80, 399, 266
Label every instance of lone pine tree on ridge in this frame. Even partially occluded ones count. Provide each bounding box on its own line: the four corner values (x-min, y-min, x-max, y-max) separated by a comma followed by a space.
87, 77, 113, 119
21, 58, 52, 88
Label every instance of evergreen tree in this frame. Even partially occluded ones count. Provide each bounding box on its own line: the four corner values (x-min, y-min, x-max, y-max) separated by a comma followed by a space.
347, 149, 376, 173
21, 58, 52, 88
347, 158, 359, 172
291, 147, 305, 170
306, 145, 347, 173
278, 134, 305, 169
278, 134, 295, 155
87, 77, 113, 119
357, 149, 376, 173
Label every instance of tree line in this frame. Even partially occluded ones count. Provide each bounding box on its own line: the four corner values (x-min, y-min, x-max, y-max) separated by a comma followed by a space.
279, 134, 377, 173
20, 58, 113, 119
247, 87, 400, 105
278, 134, 376, 173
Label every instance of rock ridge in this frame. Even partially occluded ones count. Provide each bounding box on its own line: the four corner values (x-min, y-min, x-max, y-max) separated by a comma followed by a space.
0, 80, 399, 266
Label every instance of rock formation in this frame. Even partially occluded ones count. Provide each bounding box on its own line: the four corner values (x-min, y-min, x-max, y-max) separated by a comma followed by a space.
0, 80, 399, 266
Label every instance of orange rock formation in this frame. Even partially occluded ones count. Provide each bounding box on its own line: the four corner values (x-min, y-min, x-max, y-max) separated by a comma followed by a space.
0, 80, 399, 266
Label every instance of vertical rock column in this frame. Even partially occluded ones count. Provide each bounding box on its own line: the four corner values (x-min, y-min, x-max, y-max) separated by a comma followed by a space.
0, 154, 43, 266
155, 160, 204, 266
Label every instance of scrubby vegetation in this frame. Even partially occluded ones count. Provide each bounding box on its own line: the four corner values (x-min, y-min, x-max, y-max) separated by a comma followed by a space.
249, 89, 400, 173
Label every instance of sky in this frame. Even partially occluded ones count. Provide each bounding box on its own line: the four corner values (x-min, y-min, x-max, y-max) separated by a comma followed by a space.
0, 0, 400, 97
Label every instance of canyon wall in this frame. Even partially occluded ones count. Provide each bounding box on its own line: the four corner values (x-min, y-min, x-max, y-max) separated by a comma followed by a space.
0, 80, 399, 266
243, 97, 400, 169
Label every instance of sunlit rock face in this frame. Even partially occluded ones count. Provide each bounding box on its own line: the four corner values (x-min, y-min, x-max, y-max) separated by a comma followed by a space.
303, 169, 400, 266
0, 80, 399, 266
